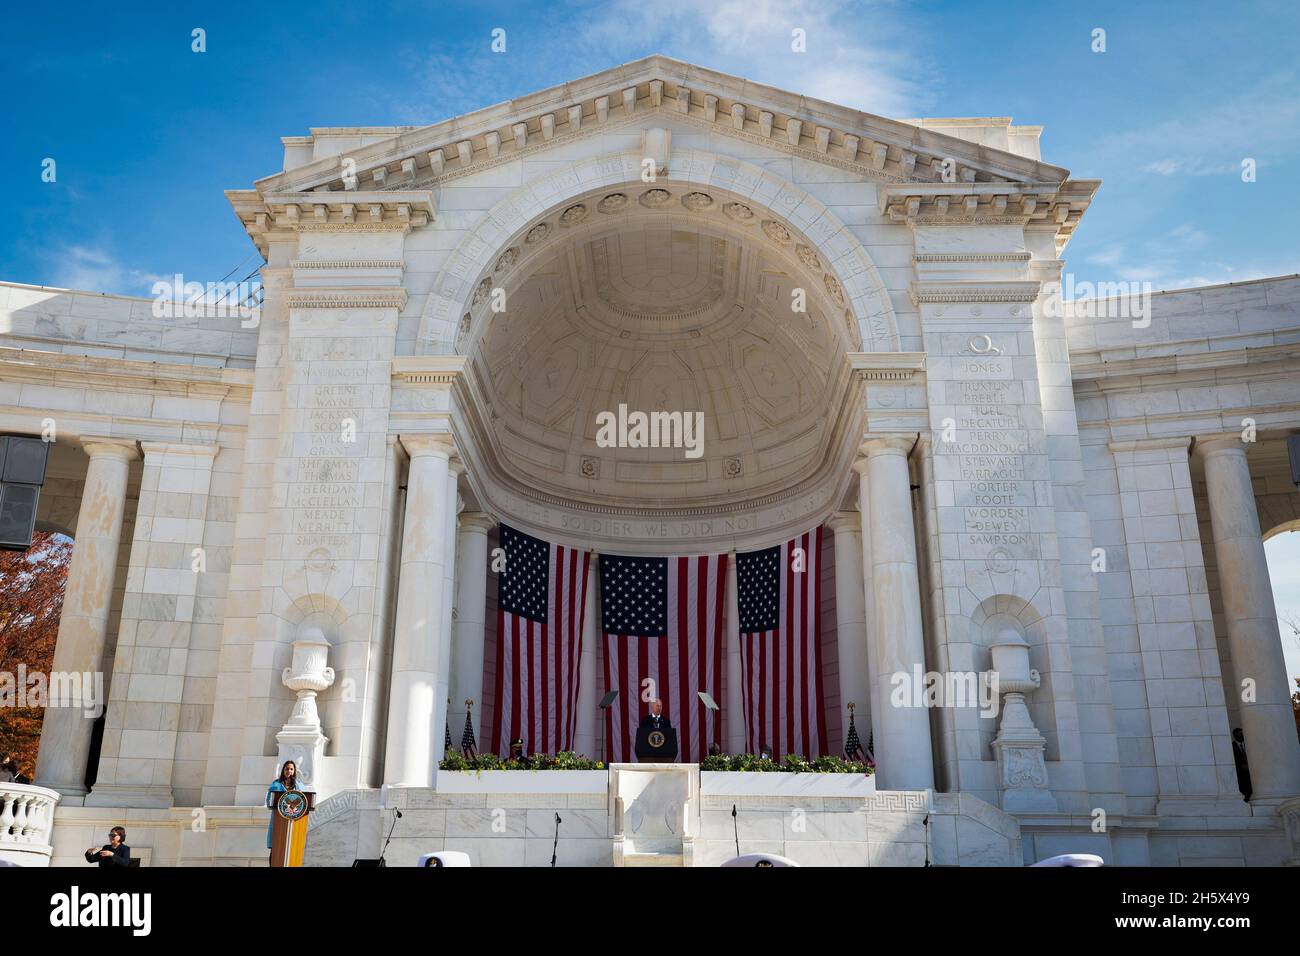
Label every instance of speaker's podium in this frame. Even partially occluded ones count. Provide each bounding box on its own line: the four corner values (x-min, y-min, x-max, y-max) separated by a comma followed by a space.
635, 724, 679, 763
270, 789, 314, 867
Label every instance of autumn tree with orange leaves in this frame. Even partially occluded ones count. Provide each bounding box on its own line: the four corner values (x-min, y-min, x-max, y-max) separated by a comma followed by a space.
0, 530, 72, 777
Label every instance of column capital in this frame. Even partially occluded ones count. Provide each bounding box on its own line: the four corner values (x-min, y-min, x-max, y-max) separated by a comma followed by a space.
400, 433, 455, 459
1194, 433, 1251, 460
458, 512, 496, 534
859, 434, 917, 461
80, 436, 140, 462
826, 511, 861, 535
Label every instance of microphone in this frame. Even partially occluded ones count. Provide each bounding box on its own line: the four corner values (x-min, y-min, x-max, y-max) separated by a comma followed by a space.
551, 812, 563, 867
731, 803, 739, 858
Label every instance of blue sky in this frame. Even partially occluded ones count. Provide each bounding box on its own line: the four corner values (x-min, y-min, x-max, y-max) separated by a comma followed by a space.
2, 0, 1299, 679
2, 0, 1297, 294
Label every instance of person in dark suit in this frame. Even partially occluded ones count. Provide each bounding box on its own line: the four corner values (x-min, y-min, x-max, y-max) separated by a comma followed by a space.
84, 826, 130, 867
639, 698, 672, 733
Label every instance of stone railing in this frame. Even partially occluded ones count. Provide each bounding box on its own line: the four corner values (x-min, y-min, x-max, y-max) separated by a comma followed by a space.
0, 782, 61, 867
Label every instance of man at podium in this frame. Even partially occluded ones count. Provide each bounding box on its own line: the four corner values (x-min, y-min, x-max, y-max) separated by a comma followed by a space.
635, 699, 678, 762
639, 698, 671, 735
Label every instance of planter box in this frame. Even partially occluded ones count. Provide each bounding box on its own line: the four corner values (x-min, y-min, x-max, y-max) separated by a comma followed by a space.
434, 770, 607, 794
701, 771, 876, 797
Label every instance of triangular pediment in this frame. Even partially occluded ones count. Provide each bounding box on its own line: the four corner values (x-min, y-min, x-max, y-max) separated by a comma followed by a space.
253, 54, 1072, 199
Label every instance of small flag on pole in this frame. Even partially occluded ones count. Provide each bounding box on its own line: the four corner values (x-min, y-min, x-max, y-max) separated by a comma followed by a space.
461, 699, 478, 757
445, 698, 453, 752
845, 702, 866, 762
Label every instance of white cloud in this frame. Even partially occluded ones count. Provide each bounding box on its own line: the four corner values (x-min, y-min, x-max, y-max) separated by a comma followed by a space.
393, 0, 930, 124
52, 245, 167, 296
1105, 68, 1300, 179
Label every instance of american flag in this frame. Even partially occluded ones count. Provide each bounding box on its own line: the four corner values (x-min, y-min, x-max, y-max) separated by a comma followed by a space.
491, 525, 591, 757
737, 528, 828, 759
600, 553, 727, 763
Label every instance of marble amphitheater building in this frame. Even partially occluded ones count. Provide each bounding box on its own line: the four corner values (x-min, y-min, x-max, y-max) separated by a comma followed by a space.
3, 56, 1299, 867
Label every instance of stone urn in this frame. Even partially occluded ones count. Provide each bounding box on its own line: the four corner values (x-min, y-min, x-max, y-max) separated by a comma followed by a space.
276, 627, 336, 792
988, 628, 1056, 812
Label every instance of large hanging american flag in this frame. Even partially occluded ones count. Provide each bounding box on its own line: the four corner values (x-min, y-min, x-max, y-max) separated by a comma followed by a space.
737, 527, 828, 759
600, 553, 727, 763
491, 524, 591, 757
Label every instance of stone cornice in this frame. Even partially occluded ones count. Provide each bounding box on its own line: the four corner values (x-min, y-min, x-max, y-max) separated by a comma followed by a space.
880, 181, 1097, 249
250, 55, 1071, 203
1070, 336, 1300, 383
0, 347, 253, 400
227, 190, 435, 257
391, 355, 469, 386
909, 281, 1042, 305
139, 440, 221, 459
1107, 436, 1192, 455
284, 288, 407, 310
914, 252, 1033, 263
848, 351, 927, 382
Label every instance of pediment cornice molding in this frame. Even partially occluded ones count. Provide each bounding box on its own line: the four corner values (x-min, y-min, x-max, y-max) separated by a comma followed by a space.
227, 190, 436, 257
880, 181, 1099, 250
249, 56, 1073, 206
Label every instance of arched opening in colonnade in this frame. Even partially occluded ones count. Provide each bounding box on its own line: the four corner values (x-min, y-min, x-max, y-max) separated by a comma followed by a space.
429, 170, 908, 764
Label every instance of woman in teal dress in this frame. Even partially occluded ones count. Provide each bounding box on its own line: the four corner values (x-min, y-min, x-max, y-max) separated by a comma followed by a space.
266, 760, 301, 851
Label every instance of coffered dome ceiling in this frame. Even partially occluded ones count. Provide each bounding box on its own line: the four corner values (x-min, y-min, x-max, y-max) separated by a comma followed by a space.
458, 185, 866, 518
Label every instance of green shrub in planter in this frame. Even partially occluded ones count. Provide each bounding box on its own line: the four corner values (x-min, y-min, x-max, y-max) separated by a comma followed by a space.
698, 753, 873, 774
439, 750, 605, 771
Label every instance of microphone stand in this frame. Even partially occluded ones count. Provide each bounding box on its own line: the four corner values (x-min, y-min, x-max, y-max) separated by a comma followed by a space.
378, 807, 402, 868
732, 804, 740, 858
551, 813, 562, 867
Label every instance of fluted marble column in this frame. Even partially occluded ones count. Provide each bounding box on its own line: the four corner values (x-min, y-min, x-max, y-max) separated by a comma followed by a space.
1198, 435, 1300, 801
829, 512, 871, 753
575, 554, 600, 758
37, 437, 139, 797
725, 552, 744, 753
384, 435, 455, 787
449, 512, 494, 749
857, 438, 934, 791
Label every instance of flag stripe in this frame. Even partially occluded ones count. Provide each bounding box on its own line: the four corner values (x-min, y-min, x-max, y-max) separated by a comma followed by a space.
601, 553, 727, 763
492, 529, 590, 757
738, 528, 828, 759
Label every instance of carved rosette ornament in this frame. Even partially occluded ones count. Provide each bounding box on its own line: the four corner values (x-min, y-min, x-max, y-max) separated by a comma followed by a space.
761, 219, 792, 243
638, 188, 672, 208
559, 203, 588, 226
681, 191, 714, 211
823, 274, 846, 307
597, 193, 629, 213
722, 201, 756, 224
494, 247, 519, 274
987, 629, 1056, 812
525, 223, 550, 243
796, 244, 822, 271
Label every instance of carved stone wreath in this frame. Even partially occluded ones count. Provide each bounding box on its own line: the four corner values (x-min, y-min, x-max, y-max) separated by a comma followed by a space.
525, 223, 550, 244
472, 278, 492, 307
761, 220, 792, 243
597, 193, 629, 213
823, 274, 846, 307
559, 203, 589, 226
494, 247, 518, 273
681, 191, 714, 211
796, 244, 822, 271
722, 202, 756, 223
639, 188, 672, 208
